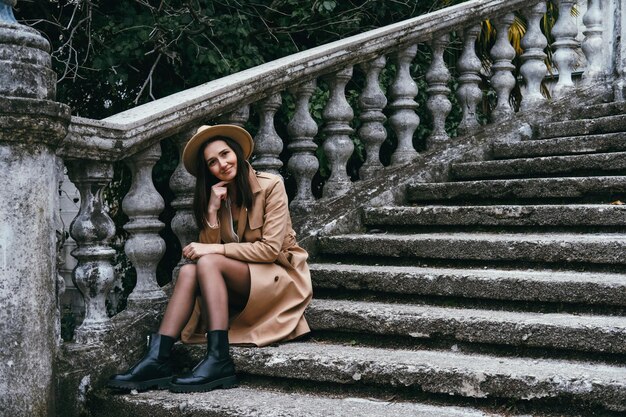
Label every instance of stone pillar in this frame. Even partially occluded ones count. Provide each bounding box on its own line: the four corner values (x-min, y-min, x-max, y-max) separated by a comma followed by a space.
66, 161, 116, 344
122, 143, 167, 305
551, 0, 580, 97
520, 2, 548, 110
358, 56, 387, 179
252, 94, 283, 176
425, 34, 451, 148
0, 1, 71, 416
582, 0, 604, 83
457, 25, 483, 134
170, 129, 198, 284
287, 80, 319, 212
322, 66, 354, 198
388, 44, 419, 165
490, 13, 516, 121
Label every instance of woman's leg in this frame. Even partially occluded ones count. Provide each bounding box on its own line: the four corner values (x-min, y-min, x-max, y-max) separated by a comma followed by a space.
158, 263, 199, 338
109, 264, 201, 390
169, 254, 247, 392
195, 254, 251, 331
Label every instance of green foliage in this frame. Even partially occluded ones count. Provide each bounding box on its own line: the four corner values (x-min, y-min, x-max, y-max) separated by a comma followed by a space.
16, 0, 469, 118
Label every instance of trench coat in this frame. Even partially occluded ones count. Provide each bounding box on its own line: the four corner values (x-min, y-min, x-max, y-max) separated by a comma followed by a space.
180, 167, 312, 347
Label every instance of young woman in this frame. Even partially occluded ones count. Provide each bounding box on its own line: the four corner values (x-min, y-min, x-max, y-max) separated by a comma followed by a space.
108, 124, 313, 393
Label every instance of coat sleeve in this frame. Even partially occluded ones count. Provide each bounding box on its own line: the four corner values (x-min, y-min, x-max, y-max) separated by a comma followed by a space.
223, 178, 288, 263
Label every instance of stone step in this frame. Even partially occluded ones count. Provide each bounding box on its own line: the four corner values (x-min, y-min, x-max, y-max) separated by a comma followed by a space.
306, 299, 626, 353
363, 205, 626, 227
94, 386, 504, 417
406, 176, 626, 203
537, 114, 626, 139
492, 133, 626, 159
571, 101, 626, 119
318, 232, 626, 265
309, 263, 626, 306
229, 342, 626, 412
450, 151, 626, 180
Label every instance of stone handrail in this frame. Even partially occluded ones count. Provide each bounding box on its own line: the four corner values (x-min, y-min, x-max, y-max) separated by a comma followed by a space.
58, 0, 538, 161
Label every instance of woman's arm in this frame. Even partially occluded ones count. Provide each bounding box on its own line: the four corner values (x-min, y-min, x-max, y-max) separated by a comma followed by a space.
182, 180, 230, 259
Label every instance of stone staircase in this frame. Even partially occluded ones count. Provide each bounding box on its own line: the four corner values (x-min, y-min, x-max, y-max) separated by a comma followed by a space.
93, 103, 626, 416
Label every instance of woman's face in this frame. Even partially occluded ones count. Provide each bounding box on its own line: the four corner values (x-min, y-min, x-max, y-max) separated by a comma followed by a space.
203, 139, 238, 182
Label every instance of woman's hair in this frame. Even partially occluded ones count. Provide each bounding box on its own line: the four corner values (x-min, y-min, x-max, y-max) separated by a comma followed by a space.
192, 136, 254, 229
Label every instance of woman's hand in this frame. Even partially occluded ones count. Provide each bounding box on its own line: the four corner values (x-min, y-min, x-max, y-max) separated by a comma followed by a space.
183, 242, 225, 260
208, 180, 230, 212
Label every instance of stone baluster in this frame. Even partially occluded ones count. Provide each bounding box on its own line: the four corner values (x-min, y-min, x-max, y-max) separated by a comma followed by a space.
322, 66, 355, 198
358, 56, 387, 179
287, 80, 319, 211
66, 161, 116, 344
551, 0, 580, 97
490, 13, 516, 121
457, 25, 483, 134
582, 0, 604, 83
252, 94, 283, 176
388, 44, 419, 165
122, 143, 167, 305
425, 34, 451, 148
218, 104, 250, 127
520, 2, 548, 110
170, 129, 199, 283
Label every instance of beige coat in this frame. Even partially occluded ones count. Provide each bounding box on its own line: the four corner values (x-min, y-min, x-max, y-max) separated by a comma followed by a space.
180, 169, 312, 347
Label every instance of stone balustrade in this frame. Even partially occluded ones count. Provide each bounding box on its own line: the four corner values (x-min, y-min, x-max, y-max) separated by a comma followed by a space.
4, 2, 626, 416
45, 0, 620, 345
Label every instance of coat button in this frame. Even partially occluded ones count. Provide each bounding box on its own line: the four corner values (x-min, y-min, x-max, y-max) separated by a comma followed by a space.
274, 276, 279, 282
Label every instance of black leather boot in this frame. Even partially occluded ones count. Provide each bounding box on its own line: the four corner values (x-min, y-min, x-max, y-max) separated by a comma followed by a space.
169, 330, 237, 393
107, 333, 175, 390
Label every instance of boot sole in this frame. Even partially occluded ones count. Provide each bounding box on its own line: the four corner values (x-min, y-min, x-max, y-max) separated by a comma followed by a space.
169, 375, 238, 393
107, 376, 172, 391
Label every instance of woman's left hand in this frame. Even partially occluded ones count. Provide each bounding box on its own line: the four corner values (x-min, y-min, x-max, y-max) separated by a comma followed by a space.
183, 242, 225, 260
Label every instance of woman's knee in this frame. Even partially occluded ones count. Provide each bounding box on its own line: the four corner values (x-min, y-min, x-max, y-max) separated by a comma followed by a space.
196, 253, 227, 271
176, 264, 197, 286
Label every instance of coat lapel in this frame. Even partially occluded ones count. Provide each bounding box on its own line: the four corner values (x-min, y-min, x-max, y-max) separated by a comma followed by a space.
243, 163, 264, 234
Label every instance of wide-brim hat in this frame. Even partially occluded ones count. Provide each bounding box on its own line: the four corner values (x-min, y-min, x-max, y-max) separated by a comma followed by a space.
182, 124, 254, 177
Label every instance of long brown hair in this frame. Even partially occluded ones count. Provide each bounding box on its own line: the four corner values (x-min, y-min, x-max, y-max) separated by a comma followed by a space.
192, 136, 254, 229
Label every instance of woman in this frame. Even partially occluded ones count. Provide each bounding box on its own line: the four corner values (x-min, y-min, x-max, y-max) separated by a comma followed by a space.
108, 124, 312, 393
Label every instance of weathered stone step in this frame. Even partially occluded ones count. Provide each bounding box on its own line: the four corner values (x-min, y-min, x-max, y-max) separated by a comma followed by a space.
492, 133, 626, 159
229, 342, 626, 412
94, 386, 503, 417
571, 101, 626, 119
363, 205, 626, 227
537, 114, 626, 139
306, 299, 626, 353
310, 263, 626, 306
451, 151, 626, 180
406, 176, 626, 202
318, 232, 626, 265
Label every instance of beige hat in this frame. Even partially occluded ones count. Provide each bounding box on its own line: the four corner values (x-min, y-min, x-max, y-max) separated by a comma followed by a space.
182, 124, 254, 177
